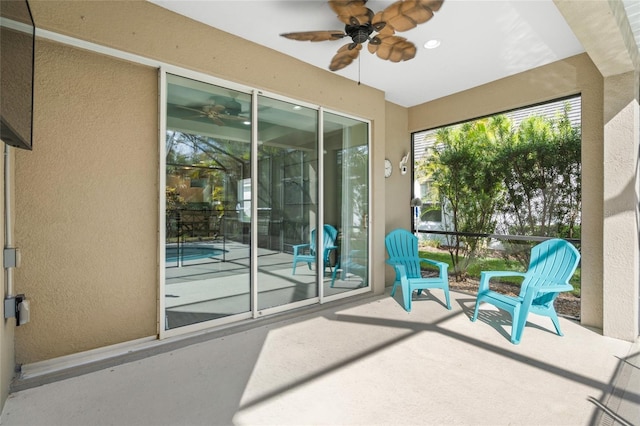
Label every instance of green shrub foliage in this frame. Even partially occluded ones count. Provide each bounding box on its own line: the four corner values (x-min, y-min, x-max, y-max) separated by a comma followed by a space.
417, 102, 581, 278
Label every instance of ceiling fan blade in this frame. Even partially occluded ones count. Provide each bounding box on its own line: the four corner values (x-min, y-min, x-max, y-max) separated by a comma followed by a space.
419, 0, 444, 12
367, 37, 380, 54
329, 1, 371, 26
329, 42, 362, 71
370, 14, 396, 36
374, 0, 434, 33
370, 35, 416, 62
280, 30, 346, 42
219, 114, 249, 122
212, 116, 225, 126
177, 105, 206, 114
204, 104, 226, 113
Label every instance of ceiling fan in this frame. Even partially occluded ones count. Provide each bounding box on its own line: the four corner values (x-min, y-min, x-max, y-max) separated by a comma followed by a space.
280, 0, 444, 71
177, 103, 248, 127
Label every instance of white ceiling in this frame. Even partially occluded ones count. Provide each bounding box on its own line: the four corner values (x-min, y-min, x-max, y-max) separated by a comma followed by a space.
150, 0, 588, 107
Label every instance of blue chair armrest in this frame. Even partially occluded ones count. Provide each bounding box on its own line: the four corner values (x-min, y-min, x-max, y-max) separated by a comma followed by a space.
293, 243, 311, 256
479, 270, 527, 292
419, 258, 448, 269
418, 258, 448, 280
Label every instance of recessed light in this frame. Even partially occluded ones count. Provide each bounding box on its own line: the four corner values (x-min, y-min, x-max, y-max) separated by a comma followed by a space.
424, 39, 441, 49
243, 120, 251, 125
292, 105, 302, 110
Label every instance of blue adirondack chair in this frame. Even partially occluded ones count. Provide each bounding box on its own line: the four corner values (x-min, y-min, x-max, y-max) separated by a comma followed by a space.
385, 228, 451, 311
292, 224, 338, 275
471, 238, 580, 344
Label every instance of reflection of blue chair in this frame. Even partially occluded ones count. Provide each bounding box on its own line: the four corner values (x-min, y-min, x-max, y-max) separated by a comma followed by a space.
385, 229, 450, 312
331, 249, 367, 287
471, 238, 580, 344
292, 225, 338, 275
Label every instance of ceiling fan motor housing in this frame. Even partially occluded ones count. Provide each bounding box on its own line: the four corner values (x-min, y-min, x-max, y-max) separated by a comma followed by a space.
345, 23, 373, 44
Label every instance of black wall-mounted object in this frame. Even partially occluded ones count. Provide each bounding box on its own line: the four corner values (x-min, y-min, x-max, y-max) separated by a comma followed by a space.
0, 0, 35, 151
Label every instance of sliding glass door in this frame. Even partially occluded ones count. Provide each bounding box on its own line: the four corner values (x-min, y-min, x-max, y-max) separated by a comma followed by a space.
164, 73, 252, 329
256, 96, 319, 311
324, 112, 369, 293
162, 70, 369, 333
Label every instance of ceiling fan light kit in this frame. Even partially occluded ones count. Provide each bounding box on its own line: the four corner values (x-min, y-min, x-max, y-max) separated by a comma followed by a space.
280, 0, 444, 72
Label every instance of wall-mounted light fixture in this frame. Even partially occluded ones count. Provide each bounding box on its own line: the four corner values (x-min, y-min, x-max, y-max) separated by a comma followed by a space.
399, 153, 409, 175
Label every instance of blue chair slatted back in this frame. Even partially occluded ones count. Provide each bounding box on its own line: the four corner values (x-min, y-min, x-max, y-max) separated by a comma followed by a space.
385, 229, 423, 279
310, 224, 338, 260
309, 228, 318, 256
321, 224, 338, 262
521, 238, 580, 304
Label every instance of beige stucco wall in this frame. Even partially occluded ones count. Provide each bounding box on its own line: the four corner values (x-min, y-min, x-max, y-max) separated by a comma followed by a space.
14, 0, 387, 364
15, 40, 159, 363
403, 53, 605, 329
602, 70, 640, 340
384, 102, 410, 232
384, 102, 410, 285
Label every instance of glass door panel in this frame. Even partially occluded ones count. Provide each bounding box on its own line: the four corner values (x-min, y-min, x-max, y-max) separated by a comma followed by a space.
164, 73, 251, 329
257, 96, 319, 310
323, 112, 369, 294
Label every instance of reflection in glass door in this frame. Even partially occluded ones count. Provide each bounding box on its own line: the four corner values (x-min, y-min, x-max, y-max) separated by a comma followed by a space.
162, 72, 369, 333
324, 112, 369, 294
257, 96, 319, 311
164, 73, 252, 330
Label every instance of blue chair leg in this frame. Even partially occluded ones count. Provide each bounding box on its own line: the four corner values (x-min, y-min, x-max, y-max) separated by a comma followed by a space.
402, 281, 412, 312
390, 280, 399, 297
511, 305, 525, 344
547, 309, 563, 336
471, 298, 481, 322
443, 287, 451, 310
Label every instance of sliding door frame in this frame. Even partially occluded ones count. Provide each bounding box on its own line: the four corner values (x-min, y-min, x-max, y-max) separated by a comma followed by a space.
159, 66, 371, 339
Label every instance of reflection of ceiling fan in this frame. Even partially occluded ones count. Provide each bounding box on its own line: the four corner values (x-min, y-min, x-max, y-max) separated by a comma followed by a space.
280, 0, 443, 71
178, 103, 248, 126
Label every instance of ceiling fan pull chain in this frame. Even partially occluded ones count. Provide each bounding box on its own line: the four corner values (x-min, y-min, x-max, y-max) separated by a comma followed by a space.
358, 54, 361, 85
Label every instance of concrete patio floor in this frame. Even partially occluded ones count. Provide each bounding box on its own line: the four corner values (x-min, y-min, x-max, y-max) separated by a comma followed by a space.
1, 288, 638, 426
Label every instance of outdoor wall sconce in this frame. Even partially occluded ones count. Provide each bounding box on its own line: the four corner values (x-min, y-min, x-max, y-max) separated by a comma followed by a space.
399, 153, 409, 175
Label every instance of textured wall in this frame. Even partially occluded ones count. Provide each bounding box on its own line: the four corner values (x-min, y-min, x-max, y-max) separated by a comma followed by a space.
602, 71, 640, 340
14, 40, 159, 363
383, 102, 409, 285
